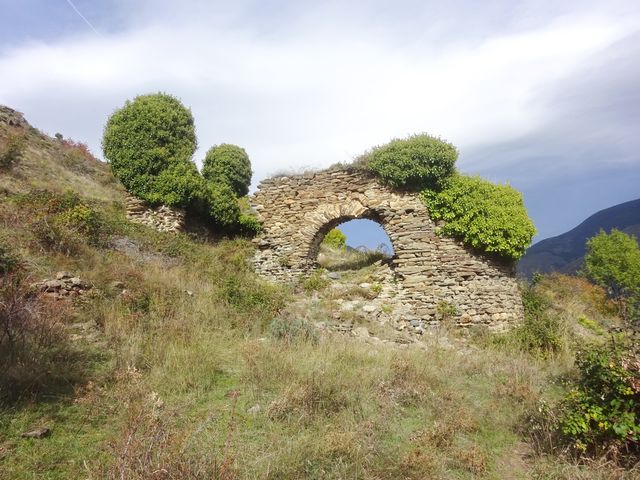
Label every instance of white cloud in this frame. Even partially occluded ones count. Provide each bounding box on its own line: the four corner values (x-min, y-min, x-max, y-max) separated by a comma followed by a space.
0, 2, 637, 186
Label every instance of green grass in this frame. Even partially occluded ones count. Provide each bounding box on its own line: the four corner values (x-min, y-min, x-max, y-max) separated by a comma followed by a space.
0, 178, 635, 478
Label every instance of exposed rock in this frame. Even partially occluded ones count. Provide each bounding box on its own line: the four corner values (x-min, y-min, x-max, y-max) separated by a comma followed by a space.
327, 272, 341, 280
21, 427, 50, 439
33, 274, 92, 300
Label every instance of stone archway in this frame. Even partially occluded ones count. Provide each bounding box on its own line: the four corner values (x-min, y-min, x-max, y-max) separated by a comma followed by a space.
307, 210, 392, 266
251, 169, 523, 329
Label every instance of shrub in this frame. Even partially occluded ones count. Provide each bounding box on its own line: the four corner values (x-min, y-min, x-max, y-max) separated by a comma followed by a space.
236, 213, 261, 236
58, 203, 108, 246
487, 283, 567, 358
102, 93, 198, 207
322, 228, 346, 250
267, 317, 319, 344
421, 174, 536, 261
302, 270, 330, 292
18, 191, 113, 252
0, 275, 79, 402
202, 144, 252, 197
558, 337, 640, 455
0, 131, 26, 170
205, 182, 241, 229
0, 242, 20, 275
146, 160, 205, 208
361, 133, 457, 191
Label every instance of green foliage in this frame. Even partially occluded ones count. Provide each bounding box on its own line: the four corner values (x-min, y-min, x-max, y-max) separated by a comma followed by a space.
0, 131, 26, 170
513, 284, 566, 357
362, 133, 457, 191
205, 182, 240, 229
237, 213, 261, 236
322, 228, 347, 250
583, 230, 640, 323
16, 190, 114, 253
577, 315, 606, 335
558, 337, 640, 453
58, 204, 107, 246
302, 270, 330, 292
202, 144, 252, 197
267, 317, 319, 344
421, 174, 536, 261
102, 92, 198, 207
145, 160, 205, 208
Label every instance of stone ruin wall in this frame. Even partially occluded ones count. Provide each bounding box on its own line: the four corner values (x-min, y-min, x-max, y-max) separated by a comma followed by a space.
125, 195, 185, 233
251, 169, 524, 330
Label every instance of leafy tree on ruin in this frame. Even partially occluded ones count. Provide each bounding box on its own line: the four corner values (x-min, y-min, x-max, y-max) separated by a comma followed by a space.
102, 92, 200, 207
202, 144, 253, 197
360, 133, 458, 191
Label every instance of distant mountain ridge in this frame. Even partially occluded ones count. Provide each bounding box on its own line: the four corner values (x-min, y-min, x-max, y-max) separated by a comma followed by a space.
517, 198, 640, 278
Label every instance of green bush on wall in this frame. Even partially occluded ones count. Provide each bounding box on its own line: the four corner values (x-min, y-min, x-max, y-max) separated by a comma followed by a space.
102, 92, 198, 207
361, 133, 458, 191
202, 144, 253, 197
102, 92, 262, 235
421, 174, 536, 261
205, 182, 241, 229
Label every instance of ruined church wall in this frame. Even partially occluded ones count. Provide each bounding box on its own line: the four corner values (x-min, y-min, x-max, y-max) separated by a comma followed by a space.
251, 169, 523, 330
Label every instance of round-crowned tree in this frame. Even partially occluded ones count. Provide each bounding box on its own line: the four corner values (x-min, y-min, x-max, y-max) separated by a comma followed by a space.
102, 93, 198, 207
363, 133, 457, 191
202, 144, 252, 197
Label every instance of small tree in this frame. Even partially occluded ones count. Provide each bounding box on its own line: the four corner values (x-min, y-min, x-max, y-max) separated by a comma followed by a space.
322, 228, 347, 250
583, 229, 640, 322
202, 144, 252, 197
361, 133, 457, 191
102, 93, 198, 207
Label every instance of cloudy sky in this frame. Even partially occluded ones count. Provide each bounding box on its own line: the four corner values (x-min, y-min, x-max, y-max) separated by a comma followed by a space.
1, 0, 639, 246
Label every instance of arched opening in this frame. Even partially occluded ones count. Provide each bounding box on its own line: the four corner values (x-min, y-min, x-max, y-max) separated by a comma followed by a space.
312, 215, 395, 271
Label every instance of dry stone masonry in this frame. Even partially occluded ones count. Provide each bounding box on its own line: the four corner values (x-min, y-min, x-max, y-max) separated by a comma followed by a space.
126, 195, 185, 233
251, 169, 523, 330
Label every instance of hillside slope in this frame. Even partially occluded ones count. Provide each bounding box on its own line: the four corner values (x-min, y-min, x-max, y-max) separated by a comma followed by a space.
0, 105, 124, 202
517, 198, 640, 278
0, 106, 635, 479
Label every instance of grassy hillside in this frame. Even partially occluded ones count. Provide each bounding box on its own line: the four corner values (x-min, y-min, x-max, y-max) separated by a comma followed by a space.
0, 108, 637, 479
0, 106, 124, 202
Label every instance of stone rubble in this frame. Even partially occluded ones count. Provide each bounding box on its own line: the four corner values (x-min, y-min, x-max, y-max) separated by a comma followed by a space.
32, 271, 92, 300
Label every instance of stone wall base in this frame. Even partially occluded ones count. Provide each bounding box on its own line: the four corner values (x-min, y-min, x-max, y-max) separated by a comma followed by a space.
125, 196, 185, 233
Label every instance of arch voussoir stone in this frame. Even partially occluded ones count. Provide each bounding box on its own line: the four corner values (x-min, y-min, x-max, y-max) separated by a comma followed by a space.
251, 169, 523, 330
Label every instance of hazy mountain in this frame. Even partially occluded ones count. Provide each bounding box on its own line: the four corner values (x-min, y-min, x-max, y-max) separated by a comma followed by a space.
517, 198, 640, 278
